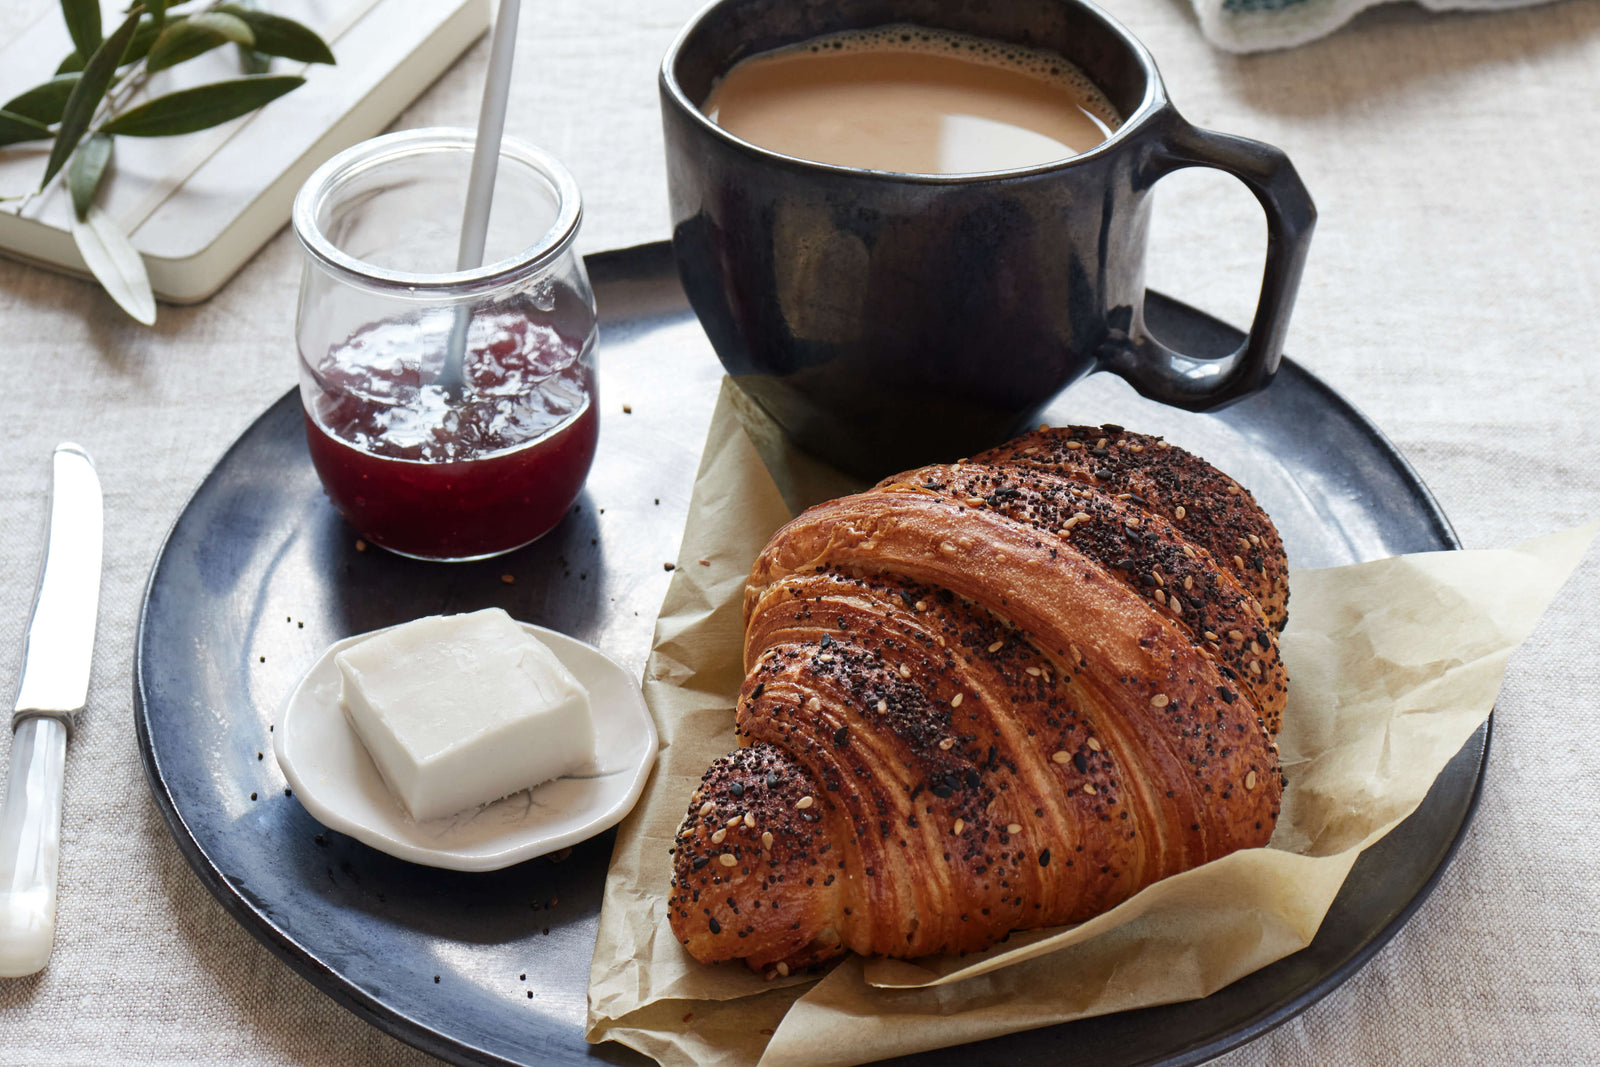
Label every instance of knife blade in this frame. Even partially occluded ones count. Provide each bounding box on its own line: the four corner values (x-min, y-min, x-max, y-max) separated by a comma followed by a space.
0, 444, 103, 977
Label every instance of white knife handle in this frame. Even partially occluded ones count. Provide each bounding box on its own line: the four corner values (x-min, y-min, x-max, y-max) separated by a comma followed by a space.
0, 716, 67, 977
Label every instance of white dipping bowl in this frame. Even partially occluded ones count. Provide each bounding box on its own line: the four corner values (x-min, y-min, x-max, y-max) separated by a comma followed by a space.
274, 622, 657, 871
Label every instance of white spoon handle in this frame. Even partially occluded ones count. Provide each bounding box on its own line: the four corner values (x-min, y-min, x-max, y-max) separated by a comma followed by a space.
0, 716, 67, 977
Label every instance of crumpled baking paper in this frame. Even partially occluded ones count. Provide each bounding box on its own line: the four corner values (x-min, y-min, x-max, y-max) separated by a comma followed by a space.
585, 378, 1595, 1067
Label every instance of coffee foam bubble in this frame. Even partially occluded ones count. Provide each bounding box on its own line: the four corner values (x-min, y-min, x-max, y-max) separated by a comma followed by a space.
777, 23, 1122, 130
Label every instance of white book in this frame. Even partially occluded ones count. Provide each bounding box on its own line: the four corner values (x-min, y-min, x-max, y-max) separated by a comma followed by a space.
0, 0, 491, 303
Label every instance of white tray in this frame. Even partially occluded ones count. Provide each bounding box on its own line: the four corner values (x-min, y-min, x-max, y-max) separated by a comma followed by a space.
0, 0, 490, 303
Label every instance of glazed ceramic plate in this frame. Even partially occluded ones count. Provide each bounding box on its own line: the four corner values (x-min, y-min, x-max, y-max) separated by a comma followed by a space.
135, 242, 1483, 1067
275, 622, 657, 872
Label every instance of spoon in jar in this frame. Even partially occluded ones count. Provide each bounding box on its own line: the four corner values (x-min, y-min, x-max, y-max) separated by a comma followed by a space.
438, 0, 525, 397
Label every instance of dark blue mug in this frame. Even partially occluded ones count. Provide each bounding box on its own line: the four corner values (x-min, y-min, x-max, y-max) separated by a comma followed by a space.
661, 0, 1315, 477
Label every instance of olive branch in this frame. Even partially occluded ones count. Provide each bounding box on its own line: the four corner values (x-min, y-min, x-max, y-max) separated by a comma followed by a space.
0, 0, 335, 322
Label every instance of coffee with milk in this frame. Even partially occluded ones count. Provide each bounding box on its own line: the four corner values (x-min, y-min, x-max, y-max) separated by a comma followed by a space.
702, 25, 1121, 174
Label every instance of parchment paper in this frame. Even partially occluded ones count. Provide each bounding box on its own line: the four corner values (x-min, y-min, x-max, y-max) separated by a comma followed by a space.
585, 379, 1596, 1067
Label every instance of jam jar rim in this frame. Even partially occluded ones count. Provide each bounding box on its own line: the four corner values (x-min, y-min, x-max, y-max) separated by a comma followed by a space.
292, 127, 583, 296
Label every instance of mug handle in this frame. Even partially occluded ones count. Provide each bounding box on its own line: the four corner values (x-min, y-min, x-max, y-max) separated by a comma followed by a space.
1104, 111, 1317, 411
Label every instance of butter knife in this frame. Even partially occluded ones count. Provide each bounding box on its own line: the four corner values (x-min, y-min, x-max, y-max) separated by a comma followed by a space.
0, 444, 103, 978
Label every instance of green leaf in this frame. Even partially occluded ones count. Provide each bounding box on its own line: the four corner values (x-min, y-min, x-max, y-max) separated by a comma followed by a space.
147, 0, 168, 29
2, 76, 79, 125
237, 44, 271, 76
70, 204, 157, 325
0, 109, 54, 149
100, 74, 303, 137
146, 12, 254, 72
119, 15, 174, 66
60, 0, 103, 65
184, 11, 255, 42
215, 6, 335, 65
41, 8, 143, 190
229, 0, 272, 77
68, 132, 113, 220
226, 0, 270, 74
56, 52, 85, 75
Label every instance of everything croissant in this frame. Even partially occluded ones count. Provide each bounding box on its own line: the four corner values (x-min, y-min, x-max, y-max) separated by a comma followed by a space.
668, 424, 1289, 976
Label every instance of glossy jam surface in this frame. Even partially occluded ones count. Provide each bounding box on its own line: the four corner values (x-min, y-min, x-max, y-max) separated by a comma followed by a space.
302, 296, 598, 560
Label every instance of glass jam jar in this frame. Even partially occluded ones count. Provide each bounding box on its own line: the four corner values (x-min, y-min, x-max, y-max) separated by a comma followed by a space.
292, 129, 598, 561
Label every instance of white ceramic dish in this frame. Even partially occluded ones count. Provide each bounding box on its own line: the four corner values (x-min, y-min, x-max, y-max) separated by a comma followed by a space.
274, 621, 657, 872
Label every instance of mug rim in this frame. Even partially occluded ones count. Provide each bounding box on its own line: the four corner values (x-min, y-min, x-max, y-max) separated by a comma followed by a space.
659, 0, 1167, 184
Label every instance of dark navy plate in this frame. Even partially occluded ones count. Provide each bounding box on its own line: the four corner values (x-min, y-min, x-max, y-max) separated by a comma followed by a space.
135, 241, 1482, 1067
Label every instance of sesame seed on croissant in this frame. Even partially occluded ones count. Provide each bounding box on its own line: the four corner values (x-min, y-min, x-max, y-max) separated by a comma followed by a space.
668, 425, 1286, 976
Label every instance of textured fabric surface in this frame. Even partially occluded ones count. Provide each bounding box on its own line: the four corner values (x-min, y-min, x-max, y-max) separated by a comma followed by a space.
0, 0, 1597, 1064
1195, 0, 1557, 53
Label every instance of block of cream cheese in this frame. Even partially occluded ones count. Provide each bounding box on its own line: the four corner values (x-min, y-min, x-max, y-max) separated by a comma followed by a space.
334, 608, 595, 822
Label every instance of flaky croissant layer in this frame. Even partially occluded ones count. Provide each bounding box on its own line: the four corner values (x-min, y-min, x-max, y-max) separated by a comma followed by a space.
669, 425, 1286, 975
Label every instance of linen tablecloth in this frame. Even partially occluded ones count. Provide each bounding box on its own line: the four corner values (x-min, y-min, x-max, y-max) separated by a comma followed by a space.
1, 0, 1597, 1063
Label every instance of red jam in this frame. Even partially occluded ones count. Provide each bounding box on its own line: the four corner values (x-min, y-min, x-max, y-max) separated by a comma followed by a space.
301, 295, 598, 560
